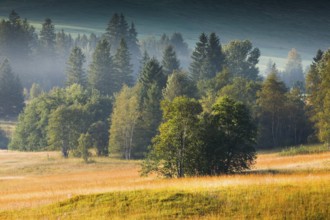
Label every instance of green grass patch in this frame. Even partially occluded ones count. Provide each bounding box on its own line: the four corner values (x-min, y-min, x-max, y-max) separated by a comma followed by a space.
1, 182, 329, 220
279, 144, 329, 156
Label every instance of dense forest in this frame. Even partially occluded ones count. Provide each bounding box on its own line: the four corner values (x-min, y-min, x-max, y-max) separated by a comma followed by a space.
0, 10, 328, 177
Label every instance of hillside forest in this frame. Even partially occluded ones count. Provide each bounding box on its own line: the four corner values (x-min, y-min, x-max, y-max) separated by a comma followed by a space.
0, 11, 329, 177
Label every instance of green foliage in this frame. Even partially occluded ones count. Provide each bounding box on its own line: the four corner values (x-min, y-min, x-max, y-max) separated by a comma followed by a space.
142, 97, 204, 177
88, 39, 115, 96
39, 18, 56, 54
190, 32, 224, 81
204, 96, 257, 174
257, 71, 311, 148
0, 59, 24, 117
305, 49, 330, 144
0, 10, 37, 61
0, 129, 8, 149
10, 84, 112, 156
257, 71, 287, 148
139, 58, 166, 89
279, 144, 329, 156
207, 32, 225, 77
162, 45, 180, 76
29, 83, 43, 100
66, 46, 87, 87
190, 33, 208, 81
88, 121, 109, 156
219, 77, 261, 116
163, 70, 197, 101
109, 85, 140, 159
223, 40, 260, 80
47, 105, 89, 157
78, 133, 93, 163
114, 38, 133, 88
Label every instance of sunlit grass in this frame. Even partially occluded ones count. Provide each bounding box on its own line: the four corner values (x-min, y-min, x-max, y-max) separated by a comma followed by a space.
279, 144, 329, 156
0, 146, 329, 219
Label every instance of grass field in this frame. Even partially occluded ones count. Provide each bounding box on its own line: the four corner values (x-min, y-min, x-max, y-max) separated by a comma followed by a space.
0, 147, 329, 219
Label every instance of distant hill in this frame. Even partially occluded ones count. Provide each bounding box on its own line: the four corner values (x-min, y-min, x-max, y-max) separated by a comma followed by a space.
0, 0, 329, 71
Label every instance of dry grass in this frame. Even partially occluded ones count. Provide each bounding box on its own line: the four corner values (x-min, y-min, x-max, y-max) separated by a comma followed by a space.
0, 149, 329, 218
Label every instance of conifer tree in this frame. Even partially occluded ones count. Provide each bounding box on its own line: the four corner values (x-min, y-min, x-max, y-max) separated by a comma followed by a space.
128, 22, 141, 77
190, 33, 208, 81
88, 39, 115, 96
162, 45, 180, 76
139, 58, 166, 89
114, 38, 133, 88
0, 59, 24, 117
39, 18, 56, 54
207, 33, 224, 77
66, 47, 87, 87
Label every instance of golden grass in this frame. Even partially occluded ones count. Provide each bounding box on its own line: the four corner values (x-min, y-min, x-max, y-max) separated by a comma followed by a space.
0, 149, 329, 218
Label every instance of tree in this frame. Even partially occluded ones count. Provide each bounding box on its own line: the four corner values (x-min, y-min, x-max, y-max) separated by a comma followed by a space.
257, 71, 287, 148
142, 97, 204, 178
114, 38, 133, 88
0, 129, 8, 149
0, 59, 24, 117
203, 96, 257, 174
66, 47, 87, 87
88, 121, 109, 156
190, 33, 208, 81
47, 105, 88, 157
305, 49, 330, 144
88, 39, 115, 96
285, 87, 311, 146
0, 10, 36, 61
162, 45, 180, 76
219, 77, 261, 116
170, 33, 189, 57
207, 33, 225, 78
29, 83, 43, 99
78, 133, 92, 163
105, 13, 129, 52
127, 22, 141, 78
139, 58, 166, 92
281, 48, 304, 88
56, 29, 73, 59
39, 18, 56, 55
163, 70, 197, 101
224, 40, 260, 80
109, 85, 140, 159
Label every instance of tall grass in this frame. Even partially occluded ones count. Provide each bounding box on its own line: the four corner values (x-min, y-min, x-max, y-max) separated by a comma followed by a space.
1, 180, 329, 219
0, 148, 329, 219
279, 144, 329, 156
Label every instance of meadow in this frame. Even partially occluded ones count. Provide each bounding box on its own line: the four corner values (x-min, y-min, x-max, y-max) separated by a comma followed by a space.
0, 146, 329, 219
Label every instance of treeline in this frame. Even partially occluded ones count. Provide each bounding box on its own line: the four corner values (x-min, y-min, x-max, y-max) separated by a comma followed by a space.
2, 10, 329, 176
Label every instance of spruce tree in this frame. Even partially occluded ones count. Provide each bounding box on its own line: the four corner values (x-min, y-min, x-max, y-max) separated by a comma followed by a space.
105, 13, 130, 52
114, 38, 133, 89
207, 33, 224, 78
39, 18, 56, 54
139, 58, 166, 90
190, 33, 208, 81
66, 47, 87, 87
128, 22, 141, 77
162, 45, 180, 76
0, 59, 24, 117
88, 39, 115, 96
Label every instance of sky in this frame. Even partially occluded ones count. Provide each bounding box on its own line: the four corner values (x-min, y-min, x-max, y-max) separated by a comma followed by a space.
0, 0, 329, 73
